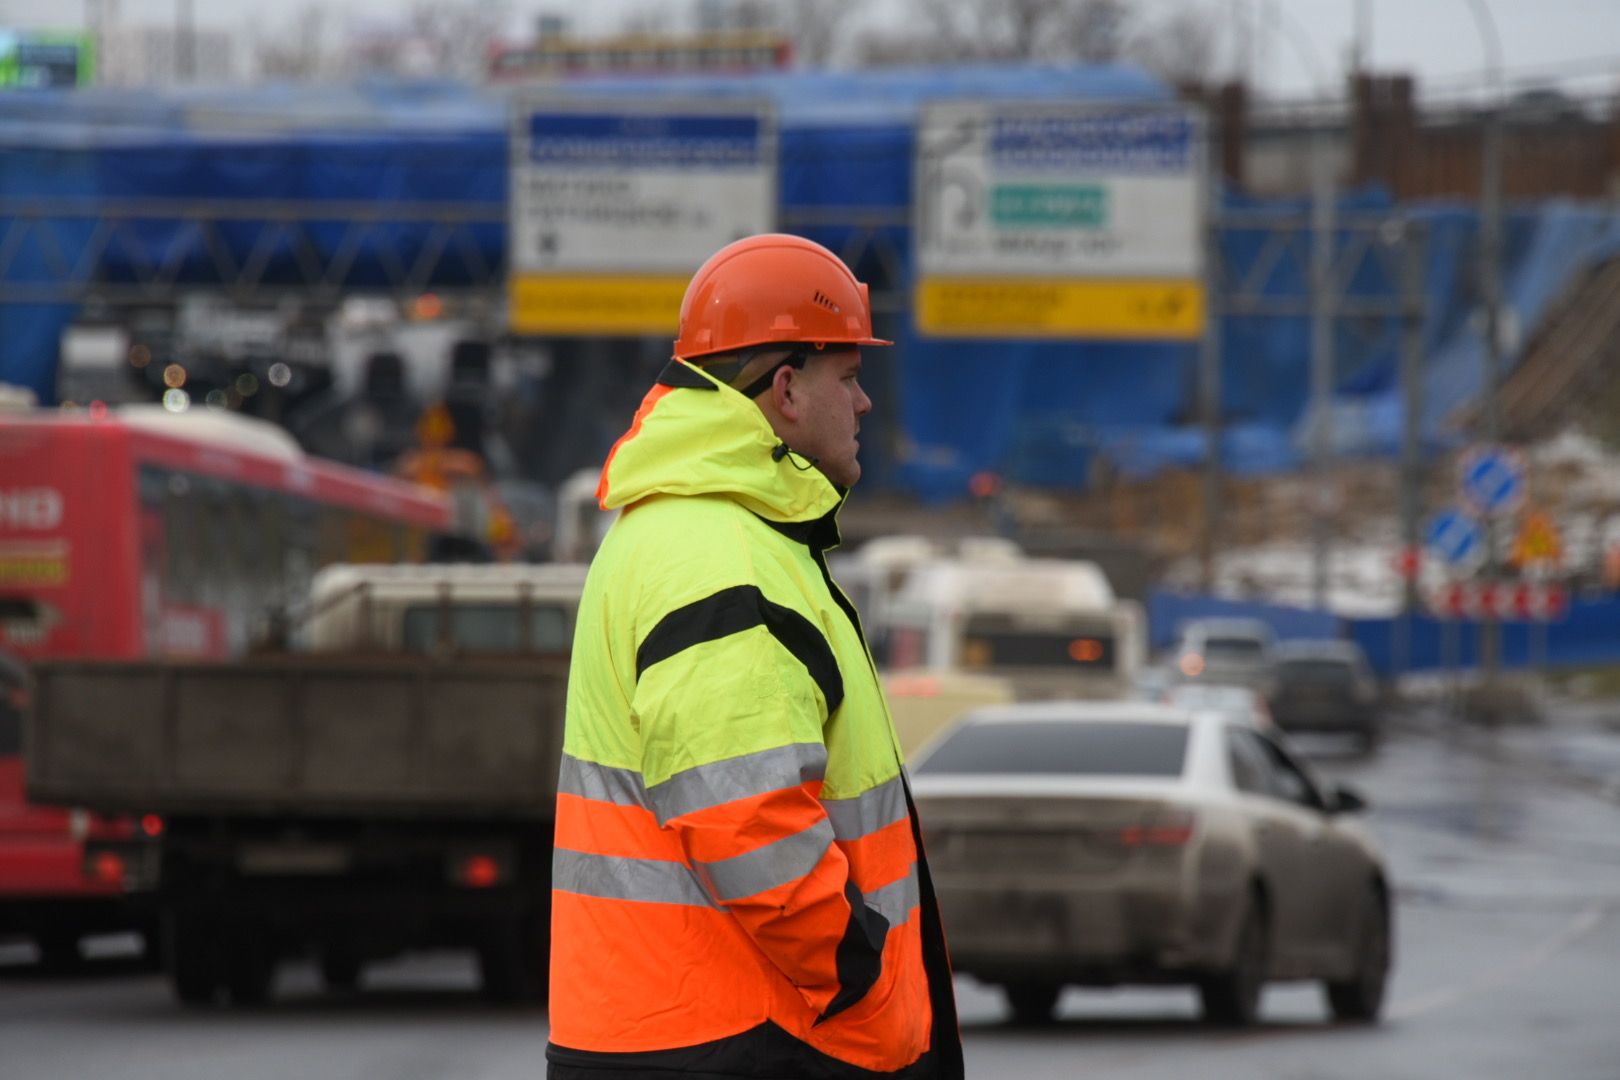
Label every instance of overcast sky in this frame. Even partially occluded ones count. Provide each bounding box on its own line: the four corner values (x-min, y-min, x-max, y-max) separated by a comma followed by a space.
2, 0, 1617, 101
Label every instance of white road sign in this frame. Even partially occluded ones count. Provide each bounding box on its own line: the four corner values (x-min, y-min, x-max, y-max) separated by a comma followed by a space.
913, 101, 1206, 339
509, 96, 776, 334
916, 102, 1204, 275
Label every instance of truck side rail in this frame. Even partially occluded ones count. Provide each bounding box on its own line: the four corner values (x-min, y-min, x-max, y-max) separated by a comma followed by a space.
25, 657, 569, 819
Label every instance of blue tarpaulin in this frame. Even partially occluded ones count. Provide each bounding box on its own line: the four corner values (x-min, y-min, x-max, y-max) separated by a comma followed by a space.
1147, 589, 1620, 678
5, 72, 1619, 501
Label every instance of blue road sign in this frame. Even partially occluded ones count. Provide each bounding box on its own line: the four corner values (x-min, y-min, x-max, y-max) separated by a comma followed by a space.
1459, 446, 1526, 516
1425, 508, 1486, 568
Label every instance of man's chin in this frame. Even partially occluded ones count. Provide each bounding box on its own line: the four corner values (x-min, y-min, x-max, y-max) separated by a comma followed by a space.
816, 460, 860, 488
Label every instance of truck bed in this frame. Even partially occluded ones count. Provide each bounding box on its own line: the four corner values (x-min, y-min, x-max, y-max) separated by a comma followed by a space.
26, 657, 569, 819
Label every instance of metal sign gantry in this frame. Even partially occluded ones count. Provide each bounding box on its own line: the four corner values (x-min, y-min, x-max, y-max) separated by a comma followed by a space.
0, 196, 506, 308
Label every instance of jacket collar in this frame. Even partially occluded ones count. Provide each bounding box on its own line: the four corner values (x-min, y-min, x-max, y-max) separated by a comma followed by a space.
596, 359, 845, 528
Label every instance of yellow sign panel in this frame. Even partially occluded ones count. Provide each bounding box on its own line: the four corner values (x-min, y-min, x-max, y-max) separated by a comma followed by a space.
915, 277, 1205, 340
510, 274, 689, 336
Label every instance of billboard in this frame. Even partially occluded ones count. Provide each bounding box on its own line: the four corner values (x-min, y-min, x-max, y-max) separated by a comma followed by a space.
508, 96, 777, 336
0, 31, 94, 88
914, 102, 1205, 340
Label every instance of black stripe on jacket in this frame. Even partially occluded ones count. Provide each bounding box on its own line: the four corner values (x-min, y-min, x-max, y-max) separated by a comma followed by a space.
635, 584, 845, 716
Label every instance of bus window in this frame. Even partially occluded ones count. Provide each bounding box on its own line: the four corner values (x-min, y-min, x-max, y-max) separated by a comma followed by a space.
400, 604, 570, 654
161, 473, 200, 605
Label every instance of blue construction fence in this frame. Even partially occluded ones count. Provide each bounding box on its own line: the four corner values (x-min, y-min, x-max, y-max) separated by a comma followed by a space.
1147, 590, 1620, 678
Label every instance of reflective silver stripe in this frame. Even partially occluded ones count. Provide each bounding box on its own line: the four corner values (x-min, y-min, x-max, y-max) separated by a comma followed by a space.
822, 775, 908, 842
646, 742, 828, 826
695, 818, 836, 903
864, 864, 920, 929
553, 847, 717, 909
558, 754, 650, 810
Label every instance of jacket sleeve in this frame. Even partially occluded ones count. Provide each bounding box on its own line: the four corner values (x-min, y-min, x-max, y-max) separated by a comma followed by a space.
632, 583, 889, 1021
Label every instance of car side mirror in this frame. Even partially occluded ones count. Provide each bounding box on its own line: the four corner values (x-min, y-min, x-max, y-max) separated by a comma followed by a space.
1328, 784, 1368, 815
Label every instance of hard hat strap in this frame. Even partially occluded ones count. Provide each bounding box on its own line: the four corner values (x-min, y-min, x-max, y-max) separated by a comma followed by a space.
694, 344, 811, 398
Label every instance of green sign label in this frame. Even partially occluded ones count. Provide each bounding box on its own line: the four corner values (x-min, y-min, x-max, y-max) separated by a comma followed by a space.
990, 184, 1108, 228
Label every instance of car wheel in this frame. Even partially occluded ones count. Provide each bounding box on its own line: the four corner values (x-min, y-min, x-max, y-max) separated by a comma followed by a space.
1326, 885, 1390, 1023
1200, 899, 1267, 1026
1004, 982, 1061, 1025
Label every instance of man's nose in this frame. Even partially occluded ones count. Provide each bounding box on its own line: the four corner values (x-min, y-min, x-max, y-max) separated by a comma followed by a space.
855, 384, 873, 416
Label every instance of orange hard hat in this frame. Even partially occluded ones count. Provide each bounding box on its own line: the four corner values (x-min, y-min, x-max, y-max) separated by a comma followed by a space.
673, 233, 892, 361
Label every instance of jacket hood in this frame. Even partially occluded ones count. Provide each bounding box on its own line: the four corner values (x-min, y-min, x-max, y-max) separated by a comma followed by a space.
596, 360, 844, 525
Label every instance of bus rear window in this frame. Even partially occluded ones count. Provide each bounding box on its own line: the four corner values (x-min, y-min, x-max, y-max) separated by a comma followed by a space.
960, 630, 1115, 670
401, 604, 570, 653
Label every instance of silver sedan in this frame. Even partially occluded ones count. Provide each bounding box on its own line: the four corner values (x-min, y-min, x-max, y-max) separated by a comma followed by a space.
911, 701, 1391, 1026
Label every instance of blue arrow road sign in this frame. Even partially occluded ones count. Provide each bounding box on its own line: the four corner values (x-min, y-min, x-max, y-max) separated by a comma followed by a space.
1425, 509, 1486, 567
1459, 447, 1526, 516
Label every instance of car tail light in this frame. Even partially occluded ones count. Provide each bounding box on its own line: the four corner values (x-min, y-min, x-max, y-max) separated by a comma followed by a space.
457, 853, 503, 889
141, 814, 165, 838
1118, 808, 1197, 847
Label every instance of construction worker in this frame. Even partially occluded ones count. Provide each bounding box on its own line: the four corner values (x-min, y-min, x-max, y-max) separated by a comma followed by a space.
548, 234, 963, 1080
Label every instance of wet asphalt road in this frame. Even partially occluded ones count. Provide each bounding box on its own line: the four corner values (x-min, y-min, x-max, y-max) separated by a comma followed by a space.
4, 713, 1619, 1080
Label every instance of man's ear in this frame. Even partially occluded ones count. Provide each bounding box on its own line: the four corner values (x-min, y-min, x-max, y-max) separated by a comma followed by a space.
768, 363, 799, 421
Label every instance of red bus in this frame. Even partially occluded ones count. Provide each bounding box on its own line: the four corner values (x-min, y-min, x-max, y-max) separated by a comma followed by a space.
0, 404, 450, 965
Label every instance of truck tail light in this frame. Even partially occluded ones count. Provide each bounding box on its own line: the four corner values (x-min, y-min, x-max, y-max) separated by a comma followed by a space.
90, 850, 127, 884
458, 854, 502, 889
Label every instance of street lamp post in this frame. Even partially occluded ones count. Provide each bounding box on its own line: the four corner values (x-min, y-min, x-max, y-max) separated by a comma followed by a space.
1463, 0, 1507, 692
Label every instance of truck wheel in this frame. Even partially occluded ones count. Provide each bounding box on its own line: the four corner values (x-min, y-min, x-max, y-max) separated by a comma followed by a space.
1004, 982, 1061, 1025
33, 929, 82, 971
320, 950, 363, 992
166, 914, 220, 1007
223, 934, 276, 1007
478, 908, 549, 1003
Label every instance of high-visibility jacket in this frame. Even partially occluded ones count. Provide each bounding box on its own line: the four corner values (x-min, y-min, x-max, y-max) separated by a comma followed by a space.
548, 360, 963, 1080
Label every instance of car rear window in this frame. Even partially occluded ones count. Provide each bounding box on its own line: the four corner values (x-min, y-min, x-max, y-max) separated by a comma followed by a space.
1203, 637, 1265, 659
1277, 659, 1355, 685
917, 719, 1189, 777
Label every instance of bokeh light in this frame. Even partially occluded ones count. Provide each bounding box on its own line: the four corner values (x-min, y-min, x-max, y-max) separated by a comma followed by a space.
162, 363, 187, 389
268, 362, 292, 388
162, 388, 190, 412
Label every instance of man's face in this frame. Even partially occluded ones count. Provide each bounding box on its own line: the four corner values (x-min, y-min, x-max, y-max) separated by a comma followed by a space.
785, 347, 872, 488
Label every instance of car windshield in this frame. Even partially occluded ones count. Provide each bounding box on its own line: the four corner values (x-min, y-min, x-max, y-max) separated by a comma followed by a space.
1203, 637, 1265, 659
917, 719, 1189, 777
1278, 658, 1356, 685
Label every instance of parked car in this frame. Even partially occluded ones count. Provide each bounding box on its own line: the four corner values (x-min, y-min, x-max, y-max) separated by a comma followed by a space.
1162, 683, 1276, 734
1171, 617, 1276, 695
911, 701, 1391, 1027
1269, 640, 1381, 750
